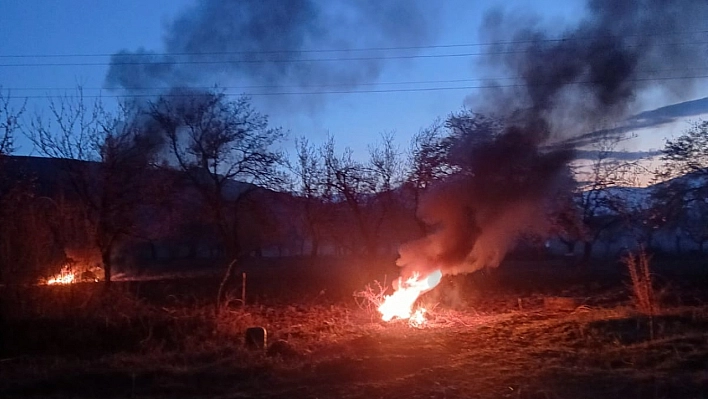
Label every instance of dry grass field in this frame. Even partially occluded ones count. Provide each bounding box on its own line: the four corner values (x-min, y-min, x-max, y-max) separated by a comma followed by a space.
1, 257, 707, 398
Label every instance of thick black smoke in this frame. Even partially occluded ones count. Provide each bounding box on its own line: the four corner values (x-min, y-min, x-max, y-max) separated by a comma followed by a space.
471, 0, 708, 139
105, 0, 436, 99
398, 0, 708, 277
398, 120, 574, 277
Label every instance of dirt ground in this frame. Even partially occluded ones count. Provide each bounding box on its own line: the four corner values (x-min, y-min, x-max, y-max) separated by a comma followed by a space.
3, 304, 708, 398
2, 259, 708, 398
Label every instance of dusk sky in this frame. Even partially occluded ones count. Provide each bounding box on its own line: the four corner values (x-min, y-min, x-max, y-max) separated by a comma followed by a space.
1, 0, 707, 163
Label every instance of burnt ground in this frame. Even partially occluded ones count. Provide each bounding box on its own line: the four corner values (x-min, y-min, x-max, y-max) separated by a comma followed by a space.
1, 257, 708, 398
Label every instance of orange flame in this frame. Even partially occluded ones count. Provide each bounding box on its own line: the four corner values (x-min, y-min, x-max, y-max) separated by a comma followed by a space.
409, 308, 427, 328
47, 271, 75, 285
378, 269, 442, 322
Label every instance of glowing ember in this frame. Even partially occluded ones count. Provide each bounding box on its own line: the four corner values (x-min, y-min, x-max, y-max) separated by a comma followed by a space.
47, 270, 75, 285
378, 269, 442, 322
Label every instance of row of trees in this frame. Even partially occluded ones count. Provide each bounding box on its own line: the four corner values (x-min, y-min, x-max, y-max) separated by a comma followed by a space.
553, 121, 708, 260
1, 88, 288, 285
651, 120, 708, 251
1, 86, 707, 286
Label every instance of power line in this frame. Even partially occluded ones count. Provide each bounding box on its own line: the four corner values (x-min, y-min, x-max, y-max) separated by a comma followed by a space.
4, 66, 706, 92
10, 75, 708, 99
1, 41, 707, 68
1, 29, 706, 59
7, 78, 495, 92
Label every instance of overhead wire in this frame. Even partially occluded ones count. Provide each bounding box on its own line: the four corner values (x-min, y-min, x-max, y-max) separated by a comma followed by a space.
1, 40, 707, 67
0, 28, 706, 59
6, 74, 708, 99
0, 29, 705, 99
3, 66, 708, 93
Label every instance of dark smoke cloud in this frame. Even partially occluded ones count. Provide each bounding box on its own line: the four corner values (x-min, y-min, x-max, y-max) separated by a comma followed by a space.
105, 0, 437, 100
397, 124, 573, 277
398, 0, 707, 277
469, 0, 708, 138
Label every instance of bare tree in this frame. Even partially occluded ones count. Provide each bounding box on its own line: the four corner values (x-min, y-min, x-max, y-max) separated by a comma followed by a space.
149, 89, 285, 260
369, 132, 404, 194
405, 119, 452, 232
321, 135, 377, 255
546, 168, 585, 255
657, 120, 708, 182
291, 136, 330, 256
0, 91, 64, 285
628, 193, 664, 251
367, 132, 410, 252
682, 202, 708, 253
293, 133, 410, 257
0, 89, 25, 156
27, 88, 164, 285
402, 112, 506, 241
444, 110, 505, 172
0, 90, 53, 284
652, 120, 708, 253
573, 133, 645, 263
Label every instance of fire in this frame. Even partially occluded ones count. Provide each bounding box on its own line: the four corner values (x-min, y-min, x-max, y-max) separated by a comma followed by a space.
409, 308, 427, 328
47, 269, 76, 285
378, 269, 442, 323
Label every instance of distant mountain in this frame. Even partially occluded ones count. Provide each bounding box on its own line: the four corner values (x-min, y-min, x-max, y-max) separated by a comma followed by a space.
595, 171, 708, 215
0, 155, 93, 196
0, 155, 260, 200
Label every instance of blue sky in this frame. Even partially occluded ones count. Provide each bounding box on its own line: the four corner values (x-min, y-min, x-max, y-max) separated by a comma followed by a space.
1, 0, 705, 162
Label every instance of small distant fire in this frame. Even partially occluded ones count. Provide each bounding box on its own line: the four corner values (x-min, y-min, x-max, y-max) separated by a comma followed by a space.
43, 262, 100, 285
378, 269, 442, 326
46, 267, 76, 285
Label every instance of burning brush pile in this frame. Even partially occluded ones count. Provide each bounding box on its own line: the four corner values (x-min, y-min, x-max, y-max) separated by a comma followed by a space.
42, 250, 102, 285
46, 266, 77, 285
358, 0, 707, 327
355, 270, 443, 328
43, 265, 100, 285
358, 124, 572, 327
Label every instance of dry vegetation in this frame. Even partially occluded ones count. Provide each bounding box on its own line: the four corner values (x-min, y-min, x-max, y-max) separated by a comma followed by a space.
1, 257, 708, 399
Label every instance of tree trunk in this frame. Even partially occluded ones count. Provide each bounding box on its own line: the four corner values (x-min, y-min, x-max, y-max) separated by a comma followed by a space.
355, 211, 376, 256
150, 241, 157, 260
310, 238, 319, 258
581, 241, 593, 267
341, 191, 377, 257
188, 243, 197, 259
644, 232, 654, 251
102, 246, 112, 287
561, 239, 575, 255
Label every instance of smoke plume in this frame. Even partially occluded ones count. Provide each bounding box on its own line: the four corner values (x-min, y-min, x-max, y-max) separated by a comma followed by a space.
471, 0, 708, 139
105, 0, 436, 101
398, 0, 708, 277
398, 123, 573, 277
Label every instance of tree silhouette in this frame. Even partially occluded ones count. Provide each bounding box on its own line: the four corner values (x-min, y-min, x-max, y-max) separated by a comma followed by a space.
149, 89, 285, 261
28, 88, 165, 286
653, 120, 708, 253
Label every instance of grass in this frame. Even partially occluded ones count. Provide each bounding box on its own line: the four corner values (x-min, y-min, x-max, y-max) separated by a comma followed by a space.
624, 248, 658, 316
1, 257, 708, 398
